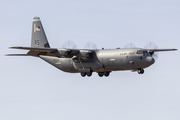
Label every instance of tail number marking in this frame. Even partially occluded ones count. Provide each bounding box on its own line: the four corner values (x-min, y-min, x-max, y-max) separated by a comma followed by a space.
35, 40, 40, 45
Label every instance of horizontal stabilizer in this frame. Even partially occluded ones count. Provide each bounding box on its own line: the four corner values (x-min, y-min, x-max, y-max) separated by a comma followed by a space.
8, 46, 94, 58
9, 46, 57, 52
5, 54, 31, 56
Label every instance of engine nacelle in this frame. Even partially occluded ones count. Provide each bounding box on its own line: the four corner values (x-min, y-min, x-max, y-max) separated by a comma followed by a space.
75, 50, 92, 59
52, 49, 71, 57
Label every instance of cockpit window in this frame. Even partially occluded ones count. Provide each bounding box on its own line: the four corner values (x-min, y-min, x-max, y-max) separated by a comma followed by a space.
136, 50, 148, 55
136, 50, 143, 54
143, 50, 149, 54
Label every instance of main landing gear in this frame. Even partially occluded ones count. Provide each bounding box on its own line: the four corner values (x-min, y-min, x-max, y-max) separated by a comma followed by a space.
81, 71, 93, 77
98, 72, 110, 77
80, 71, 111, 77
137, 68, 144, 74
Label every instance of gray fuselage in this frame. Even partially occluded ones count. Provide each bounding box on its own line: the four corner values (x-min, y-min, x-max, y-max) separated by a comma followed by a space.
40, 48, 155, 73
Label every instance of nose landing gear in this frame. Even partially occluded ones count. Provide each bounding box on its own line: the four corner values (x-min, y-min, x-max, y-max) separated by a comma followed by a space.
137, 68, 144, 74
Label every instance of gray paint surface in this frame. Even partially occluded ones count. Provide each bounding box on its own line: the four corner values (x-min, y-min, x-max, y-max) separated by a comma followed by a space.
1, 0, 180, 120
31, 17, 50, 48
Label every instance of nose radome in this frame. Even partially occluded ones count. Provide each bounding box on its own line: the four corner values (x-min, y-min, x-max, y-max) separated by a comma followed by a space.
146, 56, 155, 64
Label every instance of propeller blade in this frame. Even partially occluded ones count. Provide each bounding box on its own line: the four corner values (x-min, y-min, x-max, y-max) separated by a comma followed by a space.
144, 42, 158, 49
84, 42, 97, 49
144, 42, 159, 60
62, 40, 77, 49
152, 53, 158, 60
124, 43, 136, 48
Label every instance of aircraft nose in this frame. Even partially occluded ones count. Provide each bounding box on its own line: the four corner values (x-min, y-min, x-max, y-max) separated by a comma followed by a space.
146, 56, 155, 64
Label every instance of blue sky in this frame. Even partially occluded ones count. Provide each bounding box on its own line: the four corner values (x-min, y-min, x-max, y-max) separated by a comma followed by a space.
1, 0, 180, 120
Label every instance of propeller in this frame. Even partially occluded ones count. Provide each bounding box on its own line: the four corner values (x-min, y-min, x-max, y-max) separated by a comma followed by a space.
144, 42, 159, 60
124, 42, 136, 48
84, 42, 97, 49
62, 40, 77, 49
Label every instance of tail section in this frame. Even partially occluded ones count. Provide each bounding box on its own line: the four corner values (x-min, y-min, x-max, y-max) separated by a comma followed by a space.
31, 17, 50, 48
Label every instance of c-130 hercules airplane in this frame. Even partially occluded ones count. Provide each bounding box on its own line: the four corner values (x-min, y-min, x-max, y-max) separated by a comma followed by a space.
7, 17, 177, 77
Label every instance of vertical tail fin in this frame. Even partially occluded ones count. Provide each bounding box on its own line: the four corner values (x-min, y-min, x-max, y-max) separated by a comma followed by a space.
31, 17, 50, 48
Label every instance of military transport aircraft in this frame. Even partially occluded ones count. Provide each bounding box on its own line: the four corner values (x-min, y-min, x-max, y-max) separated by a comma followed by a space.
7, 17, 177, 77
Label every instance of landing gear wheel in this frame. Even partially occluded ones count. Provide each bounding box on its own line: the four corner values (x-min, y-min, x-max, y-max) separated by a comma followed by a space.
141, 69, 144, 74
81, 72, 86, 77
87, 72, 92, 77
138, 69, 141, 74
104, 72, 110, 77
138, 69, 144, 74
98, 72, 104, 77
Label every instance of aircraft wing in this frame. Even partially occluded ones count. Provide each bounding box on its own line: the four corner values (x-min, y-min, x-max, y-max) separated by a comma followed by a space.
9, 46, 93, 58
148, 49, 177, 52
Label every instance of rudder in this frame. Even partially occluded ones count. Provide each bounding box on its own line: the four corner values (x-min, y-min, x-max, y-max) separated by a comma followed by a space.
31, 17, 50, 48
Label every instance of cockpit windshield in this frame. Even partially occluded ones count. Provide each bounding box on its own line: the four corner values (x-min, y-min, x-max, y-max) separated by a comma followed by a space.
136, 50, 148, 55
136, 50, 143, 54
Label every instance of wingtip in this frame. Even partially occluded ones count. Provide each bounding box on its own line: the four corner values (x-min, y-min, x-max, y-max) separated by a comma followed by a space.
9, 47, 18, 49
5, 54, 30, 56
9, 47, 23, 49
5, 54, 16, 56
